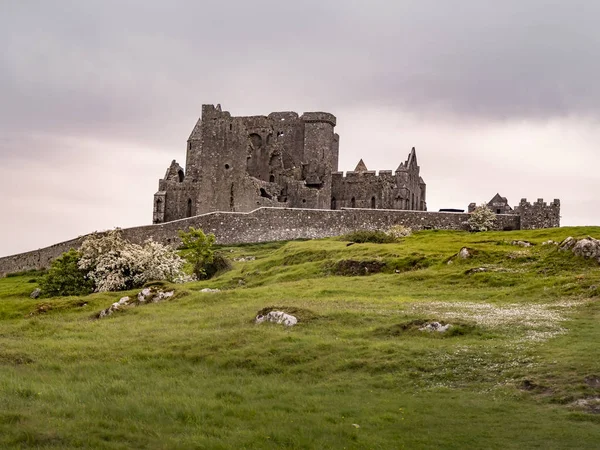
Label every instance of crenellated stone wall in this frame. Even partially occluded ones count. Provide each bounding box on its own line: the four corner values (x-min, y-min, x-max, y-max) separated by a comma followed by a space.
0, 207, 520, 276
515, 198, 561, 230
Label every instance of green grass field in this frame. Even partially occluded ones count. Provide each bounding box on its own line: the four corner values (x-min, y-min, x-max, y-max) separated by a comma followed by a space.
1, 227, 600, 449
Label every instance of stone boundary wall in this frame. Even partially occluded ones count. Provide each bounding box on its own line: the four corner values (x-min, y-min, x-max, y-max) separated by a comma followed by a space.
0, 207, 520, 276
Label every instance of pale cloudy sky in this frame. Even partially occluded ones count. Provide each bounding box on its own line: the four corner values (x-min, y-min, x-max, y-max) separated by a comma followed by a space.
1, 0, 599, 256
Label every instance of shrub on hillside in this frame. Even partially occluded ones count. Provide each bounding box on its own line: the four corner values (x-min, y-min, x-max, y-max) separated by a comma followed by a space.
341, 230, 397, 244
39, 249, 94, 297
78, 229, 185, 292
178, 227, 221, 279
386, 225, 412, 239
468, 204, 497, 232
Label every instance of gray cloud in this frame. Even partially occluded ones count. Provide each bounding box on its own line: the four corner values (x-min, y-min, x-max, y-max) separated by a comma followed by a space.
2, 0, 599, 137
1, 0, 599, 255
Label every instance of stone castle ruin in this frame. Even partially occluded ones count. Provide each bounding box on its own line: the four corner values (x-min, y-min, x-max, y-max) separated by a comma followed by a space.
153, 104, 426, 224
469, 194, 560, 230
0, 104, 561, 275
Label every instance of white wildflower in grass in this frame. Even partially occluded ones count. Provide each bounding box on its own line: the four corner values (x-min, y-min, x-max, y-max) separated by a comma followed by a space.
78, 229, 185, 292
410, 299, 587, 342
386, 225, 412, 239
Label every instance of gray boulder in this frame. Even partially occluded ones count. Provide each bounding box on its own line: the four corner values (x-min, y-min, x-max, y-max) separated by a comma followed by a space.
559, 236, 600, 262
30, 288, 41, 299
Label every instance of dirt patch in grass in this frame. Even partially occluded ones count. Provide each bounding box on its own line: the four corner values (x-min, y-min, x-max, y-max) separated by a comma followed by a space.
571, 397, 600, 414
585, 376, 600, 388
0, 350, 34, 365
331, 259, 386, 276
28, 299, 88, 317
254, 306, 319, 323
373, 319, 478, 338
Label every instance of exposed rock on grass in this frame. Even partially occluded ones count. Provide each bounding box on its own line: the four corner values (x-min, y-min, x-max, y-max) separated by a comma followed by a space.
512, 240, 533, 247
419, 321, 452, 332
29, 288, 41, 299
255, 311, 298, 326
233, 256, 256, 262
447, 247, 477, 264
570, 397, 600, 414
200, 288, 221, 293
97, 287, 175, 318
560, 236, 600, 262
374, 319, 475, 338
255, 306, 318, 323
464, 266, 516, 275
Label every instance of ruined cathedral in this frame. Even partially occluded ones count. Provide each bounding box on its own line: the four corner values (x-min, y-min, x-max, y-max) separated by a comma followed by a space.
153, 104, 426, 224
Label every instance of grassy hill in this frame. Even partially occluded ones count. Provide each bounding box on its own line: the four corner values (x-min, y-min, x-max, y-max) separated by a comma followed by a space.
1, 227, 600, 449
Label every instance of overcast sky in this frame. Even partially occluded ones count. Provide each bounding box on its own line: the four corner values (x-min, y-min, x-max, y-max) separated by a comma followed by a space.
1, 0, 599, 256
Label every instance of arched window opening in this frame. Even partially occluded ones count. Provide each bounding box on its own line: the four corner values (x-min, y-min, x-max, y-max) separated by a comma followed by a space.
269, 174, 275, 183
351, 197, 356, 208
260, 188, 272, 199
371, 196, 376, 209
186, 199, 192, 217
178, 170, 185, 182
331, 197, 337, 210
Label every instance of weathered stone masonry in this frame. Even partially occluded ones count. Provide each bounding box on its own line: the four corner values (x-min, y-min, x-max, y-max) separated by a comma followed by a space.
0, 207, 520, 276
469, 194, 560, 230
153, 104, 427, 224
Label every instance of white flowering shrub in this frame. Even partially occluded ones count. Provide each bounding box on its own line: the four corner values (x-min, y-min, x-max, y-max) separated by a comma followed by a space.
468, 204, 497, 232
386, 225, 412, 239
78, 229, 185, 292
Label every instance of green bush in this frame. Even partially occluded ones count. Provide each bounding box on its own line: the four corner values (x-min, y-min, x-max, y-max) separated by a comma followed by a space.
39, 249, 94, 297
341, 230, 397, 244
178, 227, 218, 279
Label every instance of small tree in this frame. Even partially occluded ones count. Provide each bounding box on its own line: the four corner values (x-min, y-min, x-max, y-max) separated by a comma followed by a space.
39, 249, 94, 297
178, 227, 216, 279
468, 204, 497, 232
78, 229, 185, 292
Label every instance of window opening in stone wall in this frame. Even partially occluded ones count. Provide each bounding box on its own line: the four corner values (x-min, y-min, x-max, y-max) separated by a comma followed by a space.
269, 174, 275, 183
331, 197, 337, 210
351, 197, 356, 208
188, 142, 191, 151
260, 188, 272, 199
371, 196, 376, 209
186, 199, 192, 218
411, 193, 415, 210
230, 123, 232, 131
178, 170, 184, 182
496, 209, 501, 214
225, 164, 230, 170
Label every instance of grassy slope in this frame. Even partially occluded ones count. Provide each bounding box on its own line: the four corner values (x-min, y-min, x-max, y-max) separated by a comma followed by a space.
1, 227, 600, 449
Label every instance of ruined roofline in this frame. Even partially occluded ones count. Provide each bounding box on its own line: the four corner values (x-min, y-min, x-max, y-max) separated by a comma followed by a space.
332, 169, 399, 177
196, 104, 337, 125
518, 198, 561, 207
